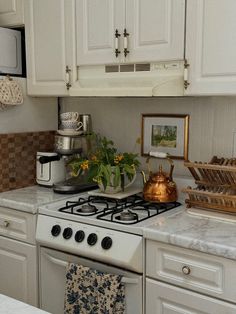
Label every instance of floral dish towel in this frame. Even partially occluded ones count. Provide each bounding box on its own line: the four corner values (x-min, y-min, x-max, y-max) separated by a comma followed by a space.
64, 263, 125, 314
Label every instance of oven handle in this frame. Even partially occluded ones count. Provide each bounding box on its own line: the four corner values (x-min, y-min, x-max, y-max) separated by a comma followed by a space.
44, 253, 139, 285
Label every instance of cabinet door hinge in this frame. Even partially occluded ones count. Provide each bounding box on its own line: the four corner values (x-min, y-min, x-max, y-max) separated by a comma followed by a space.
184, 59, 190, 89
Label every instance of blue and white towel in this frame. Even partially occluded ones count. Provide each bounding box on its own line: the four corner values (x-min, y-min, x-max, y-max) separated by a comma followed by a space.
64, 263, 125, 314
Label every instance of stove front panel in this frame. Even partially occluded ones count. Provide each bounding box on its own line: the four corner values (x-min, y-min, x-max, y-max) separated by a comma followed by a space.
36, 214, 143, 273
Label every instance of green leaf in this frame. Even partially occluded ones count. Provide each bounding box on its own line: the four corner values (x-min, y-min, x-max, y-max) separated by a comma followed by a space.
100, 164, 110, 186
87, 164, 99, 182
113, 166, 121, 188
120, 172, 125, 191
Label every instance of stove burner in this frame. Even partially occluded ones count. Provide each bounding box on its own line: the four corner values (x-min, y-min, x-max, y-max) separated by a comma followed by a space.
79, 204, 97, 213
117, 210, 138, 222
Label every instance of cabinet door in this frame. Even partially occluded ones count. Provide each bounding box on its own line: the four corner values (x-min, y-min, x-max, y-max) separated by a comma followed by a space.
0, 0, 24, 27
76, 0, 125, 65
24, 0, 76, 96
0, 236, 37, 306
125, 0, 185, 63
185, 0, 236, 95
146, 279, 236, 314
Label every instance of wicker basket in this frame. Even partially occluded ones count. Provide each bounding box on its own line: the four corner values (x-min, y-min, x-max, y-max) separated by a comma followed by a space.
184, 156, 236, 214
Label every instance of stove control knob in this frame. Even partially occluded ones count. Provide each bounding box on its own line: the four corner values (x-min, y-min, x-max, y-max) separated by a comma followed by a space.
101, 237, 113, 250
87, 233, 98, 246
75, 230, 85, 243
51, 225, 61, 237
63, 227, 73, 240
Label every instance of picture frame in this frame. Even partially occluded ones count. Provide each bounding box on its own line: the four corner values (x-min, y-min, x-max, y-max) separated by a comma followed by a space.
141, 114, 189, 160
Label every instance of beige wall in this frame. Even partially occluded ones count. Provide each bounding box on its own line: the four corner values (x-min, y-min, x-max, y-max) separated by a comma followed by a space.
61, 96, 236, 177
0, 77, 58, 133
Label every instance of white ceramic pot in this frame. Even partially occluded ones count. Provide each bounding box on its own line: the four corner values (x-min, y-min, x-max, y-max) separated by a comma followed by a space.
98, 170, 137, 194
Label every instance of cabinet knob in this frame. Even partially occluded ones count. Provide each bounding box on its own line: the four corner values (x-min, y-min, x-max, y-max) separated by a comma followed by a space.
182, 265, 191, 275
3, 220, 10, 228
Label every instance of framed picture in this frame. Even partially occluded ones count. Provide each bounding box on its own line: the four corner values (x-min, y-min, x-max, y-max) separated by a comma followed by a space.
141, 114, 189, 160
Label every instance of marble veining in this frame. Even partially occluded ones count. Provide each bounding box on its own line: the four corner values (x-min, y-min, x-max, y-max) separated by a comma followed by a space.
0, 185, 78, 214
143, 208, 236, 260
0, 294, 50, 314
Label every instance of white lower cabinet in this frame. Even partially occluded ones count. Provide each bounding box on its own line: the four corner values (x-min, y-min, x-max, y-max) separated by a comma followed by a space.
146, 279, 236, 314
0, 236, 37, 306
146, 241, 236, 314
0, 207, 37, 306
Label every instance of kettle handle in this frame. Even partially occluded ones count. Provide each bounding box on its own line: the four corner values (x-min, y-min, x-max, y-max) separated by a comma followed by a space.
146, 151, 174, 180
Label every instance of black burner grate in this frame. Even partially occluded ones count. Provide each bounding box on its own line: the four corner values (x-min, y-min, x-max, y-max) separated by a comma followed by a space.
58, 194, 143, 217
57, 194, 181, 224
96, 200, 181, 225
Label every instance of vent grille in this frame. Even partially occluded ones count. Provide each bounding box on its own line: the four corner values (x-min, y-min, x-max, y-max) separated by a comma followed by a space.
105, 65, 119, 73
105, 63, 150, 73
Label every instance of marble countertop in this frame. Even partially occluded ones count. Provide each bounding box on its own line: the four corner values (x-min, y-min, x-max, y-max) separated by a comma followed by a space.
2, 181, 236, 262
0, 294, 50, 314
0, 185, 78, 214
143, 207, 236, 260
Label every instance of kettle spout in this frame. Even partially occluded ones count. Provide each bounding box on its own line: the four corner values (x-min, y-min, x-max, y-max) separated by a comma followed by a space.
141, 171, 147, 184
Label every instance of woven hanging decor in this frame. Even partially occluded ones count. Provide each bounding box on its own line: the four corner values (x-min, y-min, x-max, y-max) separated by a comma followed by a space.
0, 76, 23, 110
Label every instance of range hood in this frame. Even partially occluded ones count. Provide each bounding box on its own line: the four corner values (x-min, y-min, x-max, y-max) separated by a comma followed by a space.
70, 61, 184, 97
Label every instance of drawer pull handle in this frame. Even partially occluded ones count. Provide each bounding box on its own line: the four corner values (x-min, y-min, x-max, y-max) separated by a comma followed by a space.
182, 265, 191, 275
3, 221, 10, 228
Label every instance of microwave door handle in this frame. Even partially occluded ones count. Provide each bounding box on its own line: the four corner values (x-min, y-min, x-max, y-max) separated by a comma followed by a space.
44, 253, 68, 268
44, 253, 138, 284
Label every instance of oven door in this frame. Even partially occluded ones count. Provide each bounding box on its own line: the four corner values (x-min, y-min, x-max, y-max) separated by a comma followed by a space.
39, 247, 143, 314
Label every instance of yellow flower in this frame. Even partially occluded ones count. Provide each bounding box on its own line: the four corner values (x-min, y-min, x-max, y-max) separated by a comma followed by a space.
80, 160, 89, 170
114, 154, 124, 164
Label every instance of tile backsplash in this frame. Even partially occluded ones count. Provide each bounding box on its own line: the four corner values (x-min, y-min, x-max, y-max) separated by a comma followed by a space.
0, 131, 55, 192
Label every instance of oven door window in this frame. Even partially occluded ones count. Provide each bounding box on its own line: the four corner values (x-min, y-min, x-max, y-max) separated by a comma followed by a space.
39, 247, 143, 314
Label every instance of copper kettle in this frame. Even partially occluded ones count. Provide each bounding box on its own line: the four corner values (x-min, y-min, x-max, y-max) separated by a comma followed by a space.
141, 152, 177, 203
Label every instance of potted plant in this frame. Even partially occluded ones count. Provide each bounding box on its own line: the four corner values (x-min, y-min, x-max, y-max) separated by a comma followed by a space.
68, 134, 140, 193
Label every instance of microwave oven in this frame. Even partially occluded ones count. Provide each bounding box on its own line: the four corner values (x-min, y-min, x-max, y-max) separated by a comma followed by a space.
0, 27, 22, 76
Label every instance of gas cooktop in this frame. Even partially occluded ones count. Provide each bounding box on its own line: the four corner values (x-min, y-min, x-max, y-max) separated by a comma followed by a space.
38, 192, 182, 234
58, 194, 180, 225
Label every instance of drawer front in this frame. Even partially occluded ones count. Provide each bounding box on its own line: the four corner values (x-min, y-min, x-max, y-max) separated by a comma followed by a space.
0, 207, 36, 244
146, 279, 236, 314
146, 240, 236, 302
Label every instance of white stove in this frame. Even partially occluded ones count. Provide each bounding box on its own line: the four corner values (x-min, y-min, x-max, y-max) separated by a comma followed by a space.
37, 192, 181, 234
36, 191, 183, 314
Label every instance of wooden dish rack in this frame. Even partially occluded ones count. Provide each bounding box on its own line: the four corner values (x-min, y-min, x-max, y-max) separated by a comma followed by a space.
183, 156, 236, 214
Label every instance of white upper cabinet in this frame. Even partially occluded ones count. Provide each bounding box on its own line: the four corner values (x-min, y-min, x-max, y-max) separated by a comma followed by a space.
125, 0, 185, 63
24, 0, 76, 96
185, 0, 236, 95
0, 0, 24, 27
76, 0, 125, 65
76, 0, 185, 65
